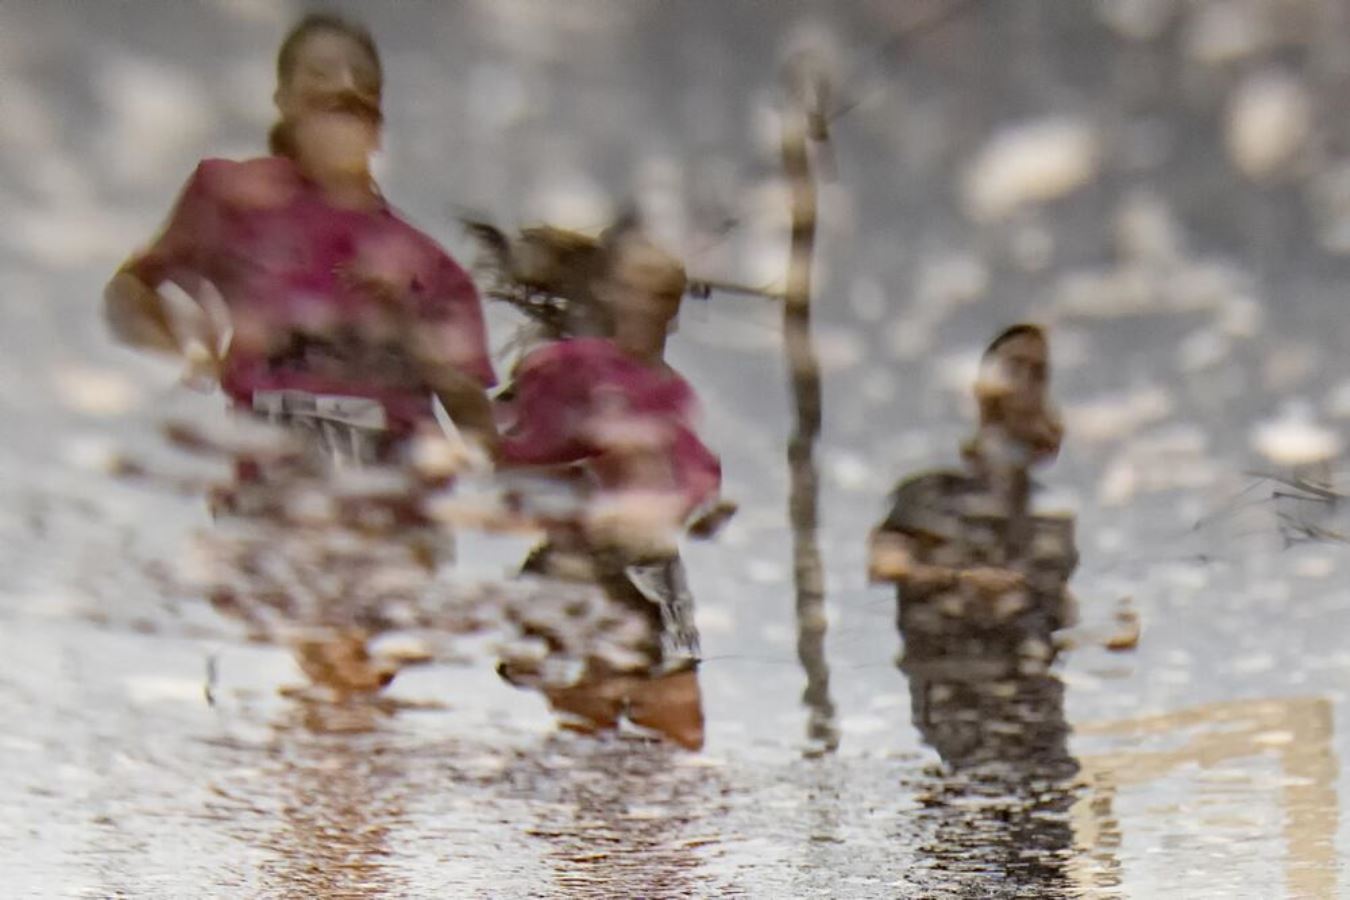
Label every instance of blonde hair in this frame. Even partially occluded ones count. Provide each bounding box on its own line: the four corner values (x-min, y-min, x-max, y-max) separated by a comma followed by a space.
606, 232, 688, 299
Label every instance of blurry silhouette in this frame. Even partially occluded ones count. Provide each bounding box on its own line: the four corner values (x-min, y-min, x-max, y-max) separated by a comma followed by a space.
485, 223, 730, 750
102, 13, 499, 689
871, 324, 1081, 890
105, 12, 497, 448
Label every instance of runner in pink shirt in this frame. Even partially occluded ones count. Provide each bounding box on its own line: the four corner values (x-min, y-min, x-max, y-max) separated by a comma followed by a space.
101, 14, 497, 695
105, 13, 497, 458
494, 229, 726, 749
497, 338, 720, 521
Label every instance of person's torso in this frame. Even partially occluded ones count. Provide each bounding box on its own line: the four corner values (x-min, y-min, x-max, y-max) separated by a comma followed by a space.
888, 469, 1078, 655
498, 338, 719, 511
195, 158, 459, 427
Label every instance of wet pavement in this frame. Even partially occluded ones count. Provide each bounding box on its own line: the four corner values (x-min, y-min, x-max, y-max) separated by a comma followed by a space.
4, 505, 1345, 897
7, 0, 1350, 896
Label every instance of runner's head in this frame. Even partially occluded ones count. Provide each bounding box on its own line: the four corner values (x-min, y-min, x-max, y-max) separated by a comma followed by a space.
973, 323, 1062, 464
599, 229, 687, 351
270, 13, 384, 175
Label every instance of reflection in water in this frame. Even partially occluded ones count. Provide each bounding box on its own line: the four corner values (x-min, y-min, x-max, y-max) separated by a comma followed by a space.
260, 701, 408, 898
518, 546, 706, 750
872, 324, 1081, 892
480, 222, 733, 750
1264, 464, 1350, 548
1074, 697, 1339, 898
505, 735, 728, 898
25, 1, 1350, 894
108, 162, 719, 729
102, 12, 500, 452
781, 65, 838, 752
203, 699, 413, 899
101, 12, 502, 695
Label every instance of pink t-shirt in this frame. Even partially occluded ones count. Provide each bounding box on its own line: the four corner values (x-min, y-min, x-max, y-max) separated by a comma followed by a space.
128, 156, 496, 433
497, 338, 721, 517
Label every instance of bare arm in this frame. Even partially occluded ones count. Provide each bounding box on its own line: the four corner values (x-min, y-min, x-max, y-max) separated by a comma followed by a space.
104, 162, 221, 373
104, 268, 223, 388
419, 360, 500, 456
868, 528, 1024, 595
399, 254, 503, 455
104, 269, 181, 355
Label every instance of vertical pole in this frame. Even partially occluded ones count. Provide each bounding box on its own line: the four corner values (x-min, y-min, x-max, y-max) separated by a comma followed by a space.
781, 66, 838, 753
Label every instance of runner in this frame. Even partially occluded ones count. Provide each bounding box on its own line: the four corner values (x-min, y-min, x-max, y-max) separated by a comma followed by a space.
102, 13, 498, 691
492, 226, 724, 750
104, 12, 497, 458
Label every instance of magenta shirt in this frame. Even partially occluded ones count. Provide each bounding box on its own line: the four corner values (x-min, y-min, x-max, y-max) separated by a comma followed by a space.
128, 156, 496, 433
496, 338, 721, 516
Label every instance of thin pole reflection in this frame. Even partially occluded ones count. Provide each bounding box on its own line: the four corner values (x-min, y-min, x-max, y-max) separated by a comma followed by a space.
780, 59, 838, 754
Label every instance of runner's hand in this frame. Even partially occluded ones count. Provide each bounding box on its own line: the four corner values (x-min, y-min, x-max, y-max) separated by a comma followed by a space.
958, 566, 1026, 595
179, 338, 221, 392
687, 499, 738, 539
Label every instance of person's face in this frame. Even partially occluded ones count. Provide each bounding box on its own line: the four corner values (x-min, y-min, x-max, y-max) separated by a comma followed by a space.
603, 243, 683, 337
977, 331, 1052, 440
992, 332, 1049, 417
276, 30, 383, 171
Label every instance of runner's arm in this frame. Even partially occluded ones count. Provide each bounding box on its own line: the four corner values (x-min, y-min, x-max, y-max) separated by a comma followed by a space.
104, 163, 220, 364
412, 255, 501, 452
104, 270, 181, 355
867, 528, 1024, 595
423, 363, 500, 454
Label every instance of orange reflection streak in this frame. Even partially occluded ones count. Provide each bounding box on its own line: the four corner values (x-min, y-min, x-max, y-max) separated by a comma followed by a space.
1070, 697, 1338, 899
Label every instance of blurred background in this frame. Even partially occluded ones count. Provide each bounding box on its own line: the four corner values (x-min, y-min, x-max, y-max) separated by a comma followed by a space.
4, 0, 1350, 896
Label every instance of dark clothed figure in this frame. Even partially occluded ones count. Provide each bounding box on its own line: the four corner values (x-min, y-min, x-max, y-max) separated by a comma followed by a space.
872, 324, 1081, 894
